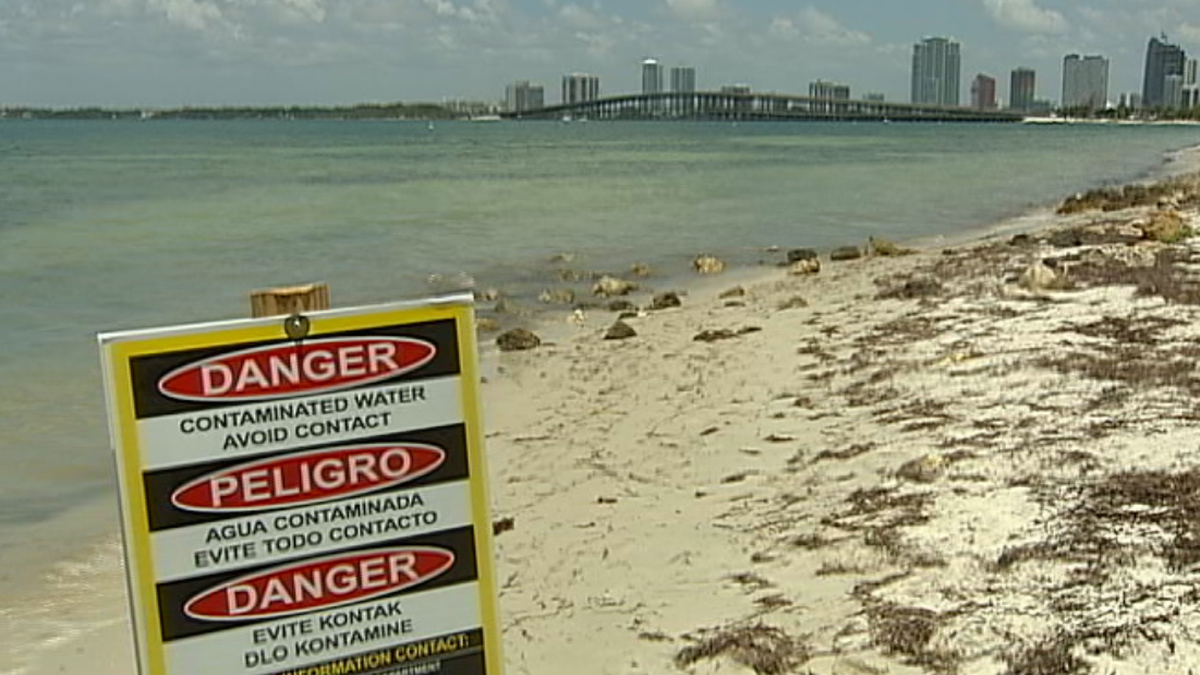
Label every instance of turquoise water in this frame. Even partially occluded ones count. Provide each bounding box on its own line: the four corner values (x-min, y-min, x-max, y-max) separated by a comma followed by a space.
1, 119, 1198, 671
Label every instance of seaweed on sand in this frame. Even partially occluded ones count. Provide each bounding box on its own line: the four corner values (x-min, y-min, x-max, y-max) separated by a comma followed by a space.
674, 623, 809, 674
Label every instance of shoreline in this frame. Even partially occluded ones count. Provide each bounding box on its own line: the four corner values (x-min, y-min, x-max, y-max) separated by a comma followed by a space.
485, 171, 1200, 674
10, 151, 1200, 675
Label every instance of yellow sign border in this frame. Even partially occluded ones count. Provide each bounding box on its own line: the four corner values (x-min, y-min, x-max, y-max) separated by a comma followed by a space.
98, 295, 503, 675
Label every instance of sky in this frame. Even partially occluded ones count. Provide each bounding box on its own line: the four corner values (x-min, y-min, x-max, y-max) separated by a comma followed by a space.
2, 0, 1200, 108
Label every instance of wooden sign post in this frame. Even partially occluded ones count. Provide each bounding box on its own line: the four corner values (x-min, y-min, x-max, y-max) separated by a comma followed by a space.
250, 282, 330, 318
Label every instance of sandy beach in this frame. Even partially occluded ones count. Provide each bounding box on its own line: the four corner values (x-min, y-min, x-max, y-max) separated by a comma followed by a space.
484, 175, 1200, 675
21, 173, 1200, 675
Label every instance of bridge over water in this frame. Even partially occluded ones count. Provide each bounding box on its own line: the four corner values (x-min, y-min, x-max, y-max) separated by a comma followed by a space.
503, 91, 1023, 123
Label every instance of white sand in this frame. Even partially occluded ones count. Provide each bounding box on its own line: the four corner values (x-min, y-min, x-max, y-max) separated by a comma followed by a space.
19, 179, 1200, 675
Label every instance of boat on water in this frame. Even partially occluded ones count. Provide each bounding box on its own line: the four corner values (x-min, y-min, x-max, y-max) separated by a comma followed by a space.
468, 114, 503, 123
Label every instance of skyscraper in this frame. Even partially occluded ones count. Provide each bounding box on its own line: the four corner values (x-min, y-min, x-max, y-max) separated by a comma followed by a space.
1062, 55, 1109, 111
810, 80, 850, 114
809, 80, 850, 100
562, 73, 600, 105
505, 81, 544, 112
911, 37, 961, 106
1010, 68, 1036, 112
1142, 36, 1186, 109
642, 58, 665, 95
1184, 59, 1199, 109
670, 66, 696, 93
971, 74, 997, 109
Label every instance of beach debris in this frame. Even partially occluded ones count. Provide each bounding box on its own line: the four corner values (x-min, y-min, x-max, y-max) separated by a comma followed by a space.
1002, 635, 1090, 675
491, 517, 515, 535
650, 291, 683, 310
493, 297, 529, 315
895, 455, 946, 484
568, 308, 588, 325
876, 275, 943, 300
788, 258, 821, 275
592, 275, 637, 297
554, 267, 591, 282
1057, 181, 1191, 214
869, 236, 915, 257
777, 295, 809, 310
596, 496, 618, 505
630, 262, 653, 277
603, 320, 637, 340
720, 285, 746, 298
694, 328, 738, 342
549, 252, 577, 263
1138, 209, 1192, 243
473, 287, 501, 302
495, 328, 541, 351
537, 288, 576, 305
830, 245, 864, 261
786, 248, 819, 263
1048, 228, 1085, 247
1018, 261, 1072, 291
675, 622, 810, 675
607, 299, 636, 312
1009, 233, 1034, 247
693, 254, 726, 274
476, 317, 500, 333
700, 426, 720, 436
867, 605, 947, 667
764, 433, 796, 442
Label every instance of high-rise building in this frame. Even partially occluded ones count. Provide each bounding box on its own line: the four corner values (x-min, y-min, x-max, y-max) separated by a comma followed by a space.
670, 66, 696, 93
971, 74, 997, 109
810, 80, 850, 114
809, 80, 850, 100
911, 37, 961, 106
505, 80, 544, 112
1184, 59, 1199, 108
1165, 74, 1185, 109
1010, 68, 1036, 112
1143, 36, 1187, 109
642, 58, 665, 95
1119, 92, 1143, 110
1062, 55, 1109, 111
562, 73, 600, 105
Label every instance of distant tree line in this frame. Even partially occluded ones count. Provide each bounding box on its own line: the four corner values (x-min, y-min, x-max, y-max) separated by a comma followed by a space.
1055, 103, 1200, 121
0, 103, 457, 120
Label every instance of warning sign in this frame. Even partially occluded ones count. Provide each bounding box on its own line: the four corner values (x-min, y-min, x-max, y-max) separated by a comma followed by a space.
98, 295, 502, 675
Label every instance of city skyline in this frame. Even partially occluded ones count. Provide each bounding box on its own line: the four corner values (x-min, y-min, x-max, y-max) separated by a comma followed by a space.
4, 1, 1200, 108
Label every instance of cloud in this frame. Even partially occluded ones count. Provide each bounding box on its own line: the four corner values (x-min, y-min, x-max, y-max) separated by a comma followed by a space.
558, 3, 607, 31
269, 0, 327, 24
663, 0, 722, 23
769, 6, 870, 46
982, 0, 1068, 34
145, 0, 224, 31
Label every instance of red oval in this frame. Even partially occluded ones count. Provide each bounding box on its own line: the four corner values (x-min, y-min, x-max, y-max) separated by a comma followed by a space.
171, 443, 447, 513
158, 337, 436, 402
184, 547, 455, 621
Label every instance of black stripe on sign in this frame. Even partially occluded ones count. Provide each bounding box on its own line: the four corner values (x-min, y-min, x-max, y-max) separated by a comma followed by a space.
129, 319, 462, 419
142, 425, 471, 532
156, 526, 479, 642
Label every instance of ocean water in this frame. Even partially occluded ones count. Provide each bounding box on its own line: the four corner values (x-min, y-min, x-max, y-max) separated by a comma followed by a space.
1, 119, 1198, 673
